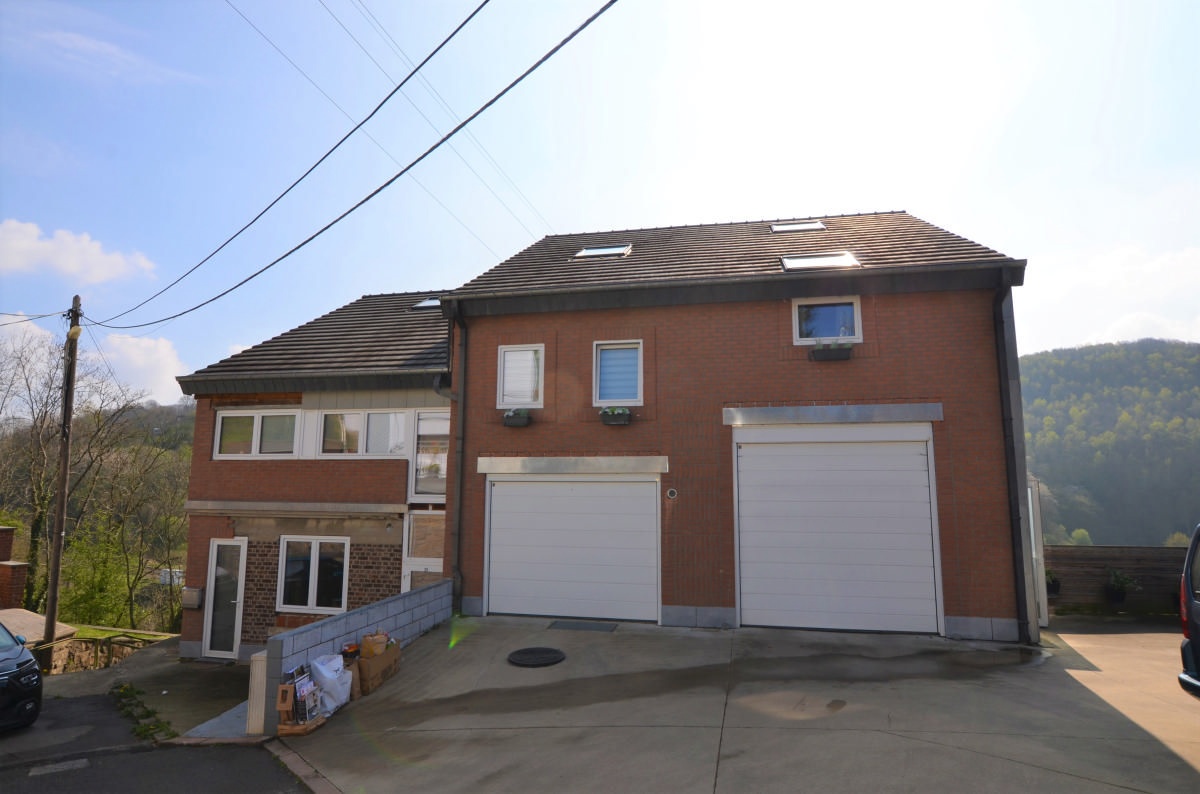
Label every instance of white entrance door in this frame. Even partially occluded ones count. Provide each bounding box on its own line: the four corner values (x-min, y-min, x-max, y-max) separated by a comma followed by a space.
203, 537, 247, 659
487, 479, 659, 621
737, 429, 940, 633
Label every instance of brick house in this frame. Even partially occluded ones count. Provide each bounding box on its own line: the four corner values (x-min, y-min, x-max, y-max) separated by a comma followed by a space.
439, 211, 1037, 643
176, 292, 451, 660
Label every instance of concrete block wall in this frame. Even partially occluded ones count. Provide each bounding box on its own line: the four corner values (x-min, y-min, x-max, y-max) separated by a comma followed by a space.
262, 578, 452, 735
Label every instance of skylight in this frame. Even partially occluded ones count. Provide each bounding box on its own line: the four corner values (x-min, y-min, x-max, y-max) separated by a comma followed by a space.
575, 244, 631, 258
780, 252, 860, 271
412, 297, 441, 309
771, 221, 826, 233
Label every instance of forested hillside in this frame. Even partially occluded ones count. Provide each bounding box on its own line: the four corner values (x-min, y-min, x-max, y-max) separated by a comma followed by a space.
1021, 339, 1200, 546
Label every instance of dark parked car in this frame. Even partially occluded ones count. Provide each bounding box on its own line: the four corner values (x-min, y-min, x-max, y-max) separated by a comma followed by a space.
0, 621, 42, 730
1181, 524, 1200, 699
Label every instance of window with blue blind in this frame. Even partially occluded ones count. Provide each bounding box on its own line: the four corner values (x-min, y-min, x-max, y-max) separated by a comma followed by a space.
594, 341, 643, 405
791, 296, 863, 345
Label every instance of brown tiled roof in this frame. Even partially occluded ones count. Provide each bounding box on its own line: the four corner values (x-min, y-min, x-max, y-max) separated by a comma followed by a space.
449, 211, 1018, 298
178, 291, 448, 395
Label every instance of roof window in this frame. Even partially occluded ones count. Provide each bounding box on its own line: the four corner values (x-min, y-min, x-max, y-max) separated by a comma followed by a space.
575, 244, 631, 259
412, 297, 441, 309
781, 252, 860, 271
771, 220, 826, 233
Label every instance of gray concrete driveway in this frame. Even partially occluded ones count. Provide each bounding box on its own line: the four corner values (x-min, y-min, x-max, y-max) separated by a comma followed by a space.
284, 616, 1199, 793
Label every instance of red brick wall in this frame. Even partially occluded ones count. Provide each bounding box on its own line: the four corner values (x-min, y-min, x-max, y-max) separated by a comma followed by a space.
188, 397, 409, 503
449, 290, 1018, 620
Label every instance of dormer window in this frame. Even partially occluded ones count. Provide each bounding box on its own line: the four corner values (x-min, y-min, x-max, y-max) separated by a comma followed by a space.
781, 252, 859, 271
771, 221, 826, 233
575, 244, 631, 259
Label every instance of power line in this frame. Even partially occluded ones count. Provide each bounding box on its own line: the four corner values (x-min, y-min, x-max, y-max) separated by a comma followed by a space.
95, 0, 492, 325
231, 0, 501, 259
87, 0, 620, 332
0, 311, 65, 327
320, 0, 540, 240
354, 0, 555, 234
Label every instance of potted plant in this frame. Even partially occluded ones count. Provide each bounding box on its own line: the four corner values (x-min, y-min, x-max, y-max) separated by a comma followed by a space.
1045, 569, 1060, 596
599, 406, 632, 425
502, 408, 531, 427
809, 341, 853, 362
1104, 568, 1139, 605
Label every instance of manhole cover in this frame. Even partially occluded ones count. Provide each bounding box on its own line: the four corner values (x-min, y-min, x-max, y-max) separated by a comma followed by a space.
507, 647, 566, 667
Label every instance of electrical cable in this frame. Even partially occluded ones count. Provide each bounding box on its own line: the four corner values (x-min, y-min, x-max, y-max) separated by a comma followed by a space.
354, 0, 555, 234
95, 0, 492, 325
87, 0, 619, 331
320, 0, 539, 240
232, 0, 501, 258
0, 311, 65, 327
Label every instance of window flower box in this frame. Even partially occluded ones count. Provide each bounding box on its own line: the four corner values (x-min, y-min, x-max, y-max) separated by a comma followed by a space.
502, 409, 531, 427
599, 407, 632, 425
809, 343, 853, 362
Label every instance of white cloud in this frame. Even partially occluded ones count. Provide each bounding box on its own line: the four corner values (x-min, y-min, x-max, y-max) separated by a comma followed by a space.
93, 334, 187, 405
1015, 245, 1200, 354
32, 29, 197, 84
0, 219, 155, 284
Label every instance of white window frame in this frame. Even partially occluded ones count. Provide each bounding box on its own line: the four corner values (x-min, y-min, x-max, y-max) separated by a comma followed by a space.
213, 410, 300, 458
316, 410, 408, 458
409, 410, 450, 503
276, 535, 350, 614
792, 296, 863, 345
593, 340, 643, 407
496, 344, 544, 409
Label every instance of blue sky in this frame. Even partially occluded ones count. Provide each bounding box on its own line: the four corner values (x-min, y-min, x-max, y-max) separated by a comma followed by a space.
2, 0, 1197, 404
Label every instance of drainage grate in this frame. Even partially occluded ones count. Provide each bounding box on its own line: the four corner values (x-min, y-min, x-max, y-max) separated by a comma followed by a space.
507, 647, 566, 668
549, 620, 617, 633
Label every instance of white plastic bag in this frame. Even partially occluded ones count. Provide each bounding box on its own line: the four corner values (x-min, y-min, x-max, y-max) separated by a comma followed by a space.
310, 653, 351, 717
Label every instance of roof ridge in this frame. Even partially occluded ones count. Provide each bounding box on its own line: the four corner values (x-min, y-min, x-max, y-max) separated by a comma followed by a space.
555, 210, 910, 239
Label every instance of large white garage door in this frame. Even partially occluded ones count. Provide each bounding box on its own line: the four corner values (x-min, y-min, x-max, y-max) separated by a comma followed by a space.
738, 439, 939, 633
488, 480, 659, 621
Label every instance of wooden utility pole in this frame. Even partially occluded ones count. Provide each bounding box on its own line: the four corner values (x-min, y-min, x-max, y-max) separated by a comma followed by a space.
42, 296, 81, 663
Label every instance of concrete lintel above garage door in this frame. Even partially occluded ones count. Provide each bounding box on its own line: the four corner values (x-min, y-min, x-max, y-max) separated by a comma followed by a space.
723, 403, 943, 426
477, 456, 669, 475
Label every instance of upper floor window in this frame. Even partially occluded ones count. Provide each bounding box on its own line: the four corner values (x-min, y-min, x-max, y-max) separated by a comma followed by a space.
321, 411, 407, 456
497, 344, 544, 408
413, 412, 449, 500
215, 412, 298, 457
792, 296, 863, 345
594, 340, 643, 406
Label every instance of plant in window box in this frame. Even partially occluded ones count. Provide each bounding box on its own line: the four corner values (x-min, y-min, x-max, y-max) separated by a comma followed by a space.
809, 340, 854, 362
599, 406, 632, 425
502, 408, 532, 427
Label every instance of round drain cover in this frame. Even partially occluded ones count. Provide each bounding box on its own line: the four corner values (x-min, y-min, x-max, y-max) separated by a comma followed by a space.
507, 647, 566, 667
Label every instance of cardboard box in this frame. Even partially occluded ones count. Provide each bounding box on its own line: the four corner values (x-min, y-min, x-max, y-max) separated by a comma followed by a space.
358, 643, 400, 695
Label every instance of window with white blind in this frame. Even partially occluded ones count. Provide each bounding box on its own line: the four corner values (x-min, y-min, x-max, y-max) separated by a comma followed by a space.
594, 340, 643, 406
497, 345, 544, 408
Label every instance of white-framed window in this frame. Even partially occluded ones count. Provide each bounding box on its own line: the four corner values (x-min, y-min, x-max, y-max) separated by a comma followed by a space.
792, 296, 863, 345
594, 340, 643, 406
497, 344, 544, 408
277, 535, 349, 614
214, 411, 299, 457
412, 411, 449, 501
319, 411, 407, 456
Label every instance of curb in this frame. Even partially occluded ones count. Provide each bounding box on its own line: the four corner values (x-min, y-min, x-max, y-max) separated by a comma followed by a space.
265, 739, 343, 794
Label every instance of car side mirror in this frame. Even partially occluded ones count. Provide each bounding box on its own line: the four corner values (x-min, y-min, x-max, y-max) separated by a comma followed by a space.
15, 635, 26, 645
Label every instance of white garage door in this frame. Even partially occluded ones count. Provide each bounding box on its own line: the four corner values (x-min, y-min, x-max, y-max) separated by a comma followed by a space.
488, 480, 659, 621
738, 439, 939, 632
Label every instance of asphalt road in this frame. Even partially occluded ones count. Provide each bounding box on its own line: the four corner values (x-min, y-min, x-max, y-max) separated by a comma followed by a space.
1, 745, 309, 794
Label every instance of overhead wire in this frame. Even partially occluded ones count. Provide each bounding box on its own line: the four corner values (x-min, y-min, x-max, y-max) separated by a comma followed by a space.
318, 0, 539, 240
86, 0, 620, 331
0, 311, 66, 328
230, 0, 501, 258
353, 0, 555, 234
95, 0, 492, 325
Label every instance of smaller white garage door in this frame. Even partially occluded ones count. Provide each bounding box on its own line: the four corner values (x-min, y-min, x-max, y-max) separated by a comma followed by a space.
488, 480, 659, 621
738, 434, 940, 633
